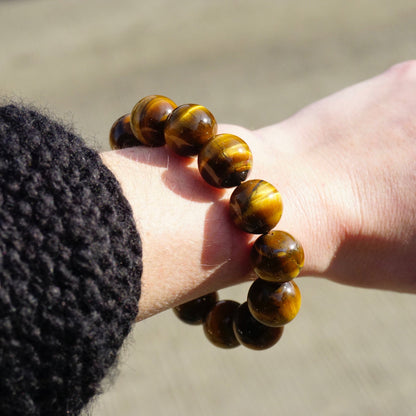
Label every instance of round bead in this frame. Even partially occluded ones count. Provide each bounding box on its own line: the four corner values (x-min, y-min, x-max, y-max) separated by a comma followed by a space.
198, 134, 253, 188
130, 95, 177, 146
173, 292, 219, 325
164, 104, 217, 156
203, 300, 240, 349
251, 230, 304, 282
233, 302, 284, 350
247, 279, 301, 327
229, 179, 283, 234
109, 114, 139, 150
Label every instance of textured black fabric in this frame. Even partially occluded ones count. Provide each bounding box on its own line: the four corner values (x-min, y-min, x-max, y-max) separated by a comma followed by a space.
0, 104, 142, 415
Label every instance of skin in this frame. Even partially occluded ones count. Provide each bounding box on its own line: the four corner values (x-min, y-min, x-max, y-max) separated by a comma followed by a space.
101, 61, 416, 321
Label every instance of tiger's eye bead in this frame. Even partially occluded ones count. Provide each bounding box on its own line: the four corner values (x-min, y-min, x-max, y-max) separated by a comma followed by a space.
251, 230, 304, 282
109, 114, 139, 150
198, 134, 253, 188
164, 104, 217, 156
247, 279, 301, 327
130, 95, 177, 147
203, 300, 240, 349
229, 179, 283, 234
173, 292, 219, 325
233, 302, 284, 350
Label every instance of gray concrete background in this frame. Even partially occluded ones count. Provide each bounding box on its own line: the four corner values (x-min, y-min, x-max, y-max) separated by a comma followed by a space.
1, 1, 416, 415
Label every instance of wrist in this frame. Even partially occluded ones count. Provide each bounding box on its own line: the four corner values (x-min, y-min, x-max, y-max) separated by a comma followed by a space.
250, 122, 353, 281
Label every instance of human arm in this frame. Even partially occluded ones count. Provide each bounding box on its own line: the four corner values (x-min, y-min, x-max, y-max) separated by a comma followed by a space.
102, 61, 416, 322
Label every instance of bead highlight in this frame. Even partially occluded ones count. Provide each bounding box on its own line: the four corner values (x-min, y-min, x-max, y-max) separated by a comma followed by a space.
164, 104, 218, 156
109, 114, 139, 150
130, 95, 177, 147
198, 133, 253, 188
251, 230, 305, 282
229, 179, 283, 234
247, 279, 301, 327
203, 300, 240, 348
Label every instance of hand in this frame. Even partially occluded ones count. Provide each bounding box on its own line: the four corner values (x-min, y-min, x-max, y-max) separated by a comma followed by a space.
101, 61, 416, 320
251, 60, 416, 292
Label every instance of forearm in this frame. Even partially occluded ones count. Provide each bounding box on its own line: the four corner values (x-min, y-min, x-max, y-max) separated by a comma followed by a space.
103, 62, 416, 323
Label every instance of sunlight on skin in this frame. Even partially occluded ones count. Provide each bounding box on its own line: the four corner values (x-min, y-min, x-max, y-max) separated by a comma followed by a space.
102, 62, 416, 320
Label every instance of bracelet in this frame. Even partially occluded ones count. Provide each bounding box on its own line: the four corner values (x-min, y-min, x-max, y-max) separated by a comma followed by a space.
110, 95, 304, 350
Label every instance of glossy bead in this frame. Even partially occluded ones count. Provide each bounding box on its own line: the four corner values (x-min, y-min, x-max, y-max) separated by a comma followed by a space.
164, 104, 217, 156
109, 114, 139, 150
173, 292, 219, 325
233, 302, 284, 350
203, 300, 240, 349
130, 95, 177, 146
248, 279, 301, 327
251, 230, 304, 282
198, 134, 253, 188
229, 179, 283, 234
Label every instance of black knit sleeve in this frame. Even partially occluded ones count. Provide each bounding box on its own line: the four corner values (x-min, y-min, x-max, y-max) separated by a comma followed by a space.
0, 104, 142, 415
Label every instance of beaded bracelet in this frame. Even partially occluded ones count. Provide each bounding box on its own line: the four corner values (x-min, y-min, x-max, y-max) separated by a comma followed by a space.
110, 95, 304, 350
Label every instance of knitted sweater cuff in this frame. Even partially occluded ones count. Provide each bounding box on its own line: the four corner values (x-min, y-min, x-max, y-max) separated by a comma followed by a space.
0, 104, 142, 415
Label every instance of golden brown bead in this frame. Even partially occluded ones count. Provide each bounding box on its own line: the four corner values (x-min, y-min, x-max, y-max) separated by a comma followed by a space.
164, 104, 217, 156
229, 179, 283, 234
247, 279, 301, 327
173, 292, 219, 325
109, 114, 139, 150
251, 230, 304, 282
233, 302, 284, 350
198, 134, 253, 188
203, 300, 240, 349
130, 95, 177, 147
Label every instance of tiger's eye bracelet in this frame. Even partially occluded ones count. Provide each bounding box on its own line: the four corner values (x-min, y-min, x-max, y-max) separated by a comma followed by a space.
110, 95, 305, 350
